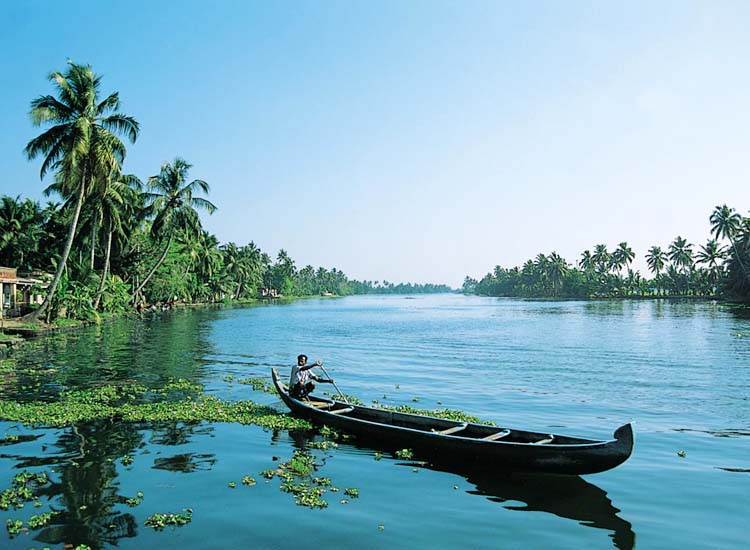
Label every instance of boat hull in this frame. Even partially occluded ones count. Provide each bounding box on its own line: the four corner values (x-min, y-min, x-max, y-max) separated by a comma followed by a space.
272, 369, 633, 475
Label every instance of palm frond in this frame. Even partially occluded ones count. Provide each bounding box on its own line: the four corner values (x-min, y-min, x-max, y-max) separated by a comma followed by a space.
101, 114, 140, 143
189, 196, 217, 213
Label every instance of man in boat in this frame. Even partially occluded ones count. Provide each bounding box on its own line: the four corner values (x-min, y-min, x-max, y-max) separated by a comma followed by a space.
289, 354, 333, 399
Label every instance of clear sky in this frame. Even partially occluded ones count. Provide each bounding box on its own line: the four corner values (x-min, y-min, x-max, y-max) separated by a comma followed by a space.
1, 1, 749, 287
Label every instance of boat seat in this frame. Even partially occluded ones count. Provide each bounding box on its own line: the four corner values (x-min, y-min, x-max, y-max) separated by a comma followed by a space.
482, 429, 511, 441
307, 401, 332, 409
532, 435, 555, 445
329, 407, 354, 415
434, 423, 468, 435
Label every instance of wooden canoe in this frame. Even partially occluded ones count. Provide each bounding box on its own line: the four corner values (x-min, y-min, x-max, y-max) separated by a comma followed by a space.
272, 369, 633, 475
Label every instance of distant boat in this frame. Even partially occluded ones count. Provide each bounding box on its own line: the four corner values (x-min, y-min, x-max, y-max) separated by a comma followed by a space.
271, 369, 634, 475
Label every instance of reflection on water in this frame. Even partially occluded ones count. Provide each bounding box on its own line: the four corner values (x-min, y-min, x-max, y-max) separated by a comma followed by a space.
153, 453, 217, 473
420, 462, 635, 550
2, 420, 143, 549
2, 296, 749, 549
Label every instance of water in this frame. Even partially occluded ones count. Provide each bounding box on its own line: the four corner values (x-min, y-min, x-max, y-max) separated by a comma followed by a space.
1, 295, 749, 549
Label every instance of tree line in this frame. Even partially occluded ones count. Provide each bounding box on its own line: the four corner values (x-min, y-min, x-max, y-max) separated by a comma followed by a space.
463, 205, 750, 301
0, 62, 449, 323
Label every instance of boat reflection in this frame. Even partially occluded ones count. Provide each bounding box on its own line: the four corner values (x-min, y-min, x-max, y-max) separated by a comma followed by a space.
415, 462, 635, 550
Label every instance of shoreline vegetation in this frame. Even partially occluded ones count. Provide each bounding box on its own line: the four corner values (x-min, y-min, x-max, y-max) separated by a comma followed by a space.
0, 61, 451, 335
463, 204, 750, 303
1, 61, 747, 342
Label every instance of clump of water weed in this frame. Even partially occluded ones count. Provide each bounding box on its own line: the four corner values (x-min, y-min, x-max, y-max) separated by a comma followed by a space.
381, 404, 493, 425
0, 471, 49, 511
144, 509, 193, 530
260, 451, 349, 509
0, 381, 311, 432
395, 448, 414, 460
237, 378, 276, 393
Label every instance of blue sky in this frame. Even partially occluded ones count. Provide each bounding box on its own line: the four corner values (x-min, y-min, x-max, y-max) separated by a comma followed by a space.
1, 1, 749, 287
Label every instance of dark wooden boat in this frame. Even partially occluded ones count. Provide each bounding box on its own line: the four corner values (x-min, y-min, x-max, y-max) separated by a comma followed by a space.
272, 369, 633, 475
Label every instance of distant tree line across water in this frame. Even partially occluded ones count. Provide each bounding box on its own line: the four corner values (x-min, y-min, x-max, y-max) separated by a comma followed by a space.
0, 62, 450, 324
463, 204, 750, 302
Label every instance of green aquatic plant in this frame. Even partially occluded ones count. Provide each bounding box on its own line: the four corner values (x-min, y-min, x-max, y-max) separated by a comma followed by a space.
286, 451, 316, 477
121, 454, 134, 465
237, 378, 276, 393
395, 448, 414, 460
374, 452, 382, 461
241, 476, 256, 486
0, 471, 49, 511
144, 509, 193, 530
343, 487, 359, 498
228, 481, 237, 488
27, 512, 56, 529
0, 384, 311, 431
381, 404, 494, 426
261, 451, 344, 510
5, 518, 23, 537
308, 439, 338, 450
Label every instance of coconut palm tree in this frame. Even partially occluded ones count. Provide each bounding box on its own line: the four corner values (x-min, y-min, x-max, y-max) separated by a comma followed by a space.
695, 239, 726, 292
668, 236, 694, 294
92, 172, 142, 310
592, 244, 610, 274
710, 204, 748, 279
579, 250, 594, 272
23, 61, 139, 320
547, 252, 569, 295
132, 158, 216, 302
612, 242, 635, 274
668, 236, 694, 273
645, 246, 666, 277
646, 245, 667, 295
0, 195, 46, 268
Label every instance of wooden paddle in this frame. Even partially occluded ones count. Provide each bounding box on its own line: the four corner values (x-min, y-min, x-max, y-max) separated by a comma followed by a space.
317, 363, 347, 404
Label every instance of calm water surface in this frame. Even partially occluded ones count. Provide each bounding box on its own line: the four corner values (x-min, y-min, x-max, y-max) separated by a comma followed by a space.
1, 295, 749, 549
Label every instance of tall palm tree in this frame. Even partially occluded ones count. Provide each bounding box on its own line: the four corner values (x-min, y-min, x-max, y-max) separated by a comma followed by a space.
592, 244, 610, 274
612, 242, 635, 274
132, 158, 216, 302
645, 245, 667, 295
710, 204, 748, 279
23, 61, 139, 320
579, 250, 594, 272
695, 239, 726, 290
645, 246, 666, 277
92, 172, 142, 310
220, 242, 245, 299
0, 195, 46, 268
668, 236, 694, 274
547, 252, 569, 295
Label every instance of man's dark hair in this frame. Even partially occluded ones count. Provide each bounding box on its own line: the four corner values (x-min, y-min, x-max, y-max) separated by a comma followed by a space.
297, 354, 307, 363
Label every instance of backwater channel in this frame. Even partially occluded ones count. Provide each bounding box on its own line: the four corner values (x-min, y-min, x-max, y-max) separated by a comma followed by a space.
1, 294, 748, 549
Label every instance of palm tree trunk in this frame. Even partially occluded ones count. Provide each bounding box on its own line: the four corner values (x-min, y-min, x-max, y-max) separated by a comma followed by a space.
132, 235, 172, 302
729, 237, 750, 280
90, 219, 96, 270
20, 178, 87, 322
93, 229, 112, 311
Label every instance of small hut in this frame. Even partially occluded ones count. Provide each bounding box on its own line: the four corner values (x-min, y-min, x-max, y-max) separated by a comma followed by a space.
0, 267, 50, 318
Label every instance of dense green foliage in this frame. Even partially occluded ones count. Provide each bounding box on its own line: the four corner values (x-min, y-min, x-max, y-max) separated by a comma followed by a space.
3, 61, 450, 323
464, 205, 750, 301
